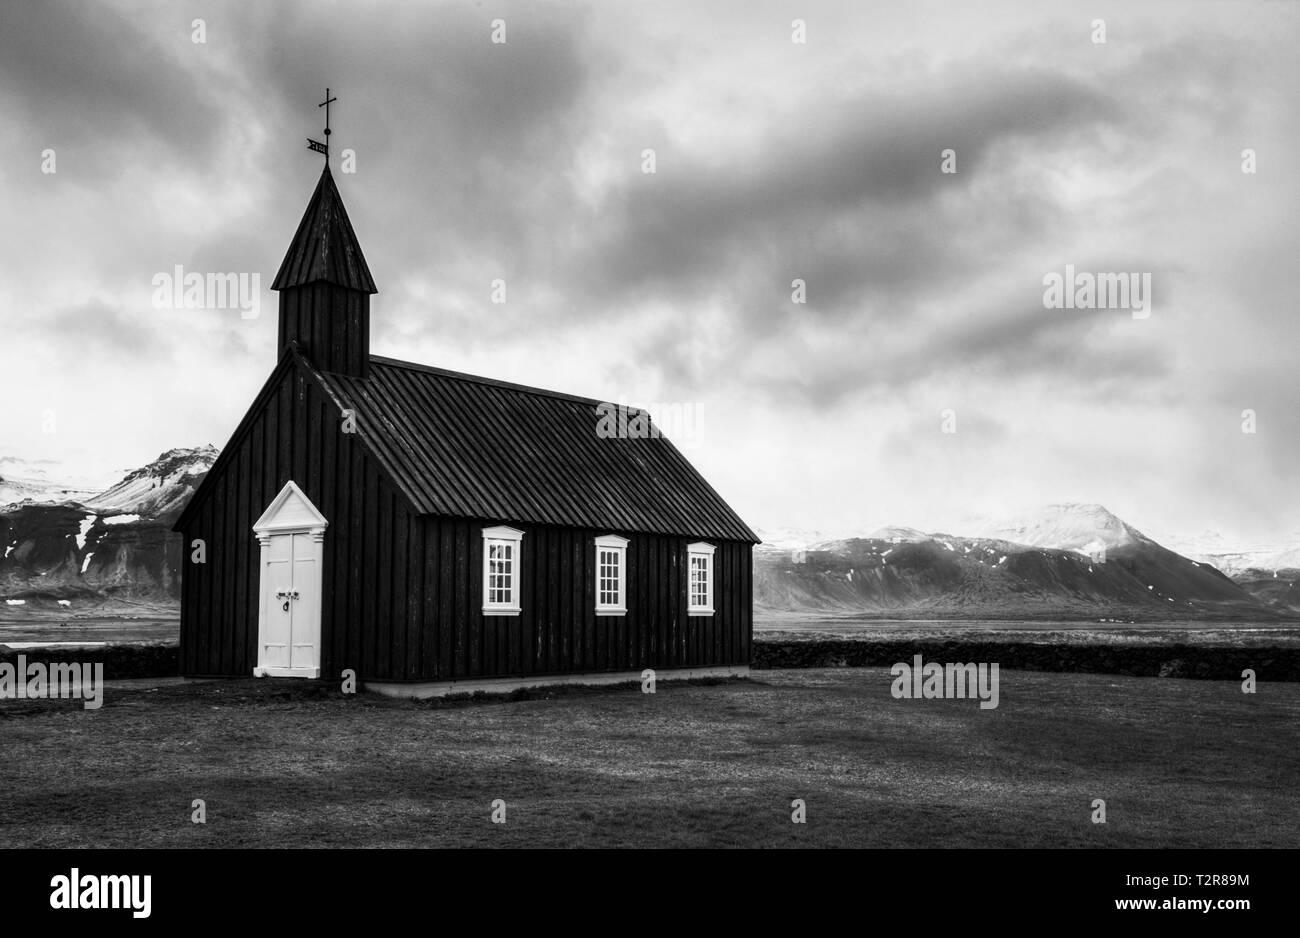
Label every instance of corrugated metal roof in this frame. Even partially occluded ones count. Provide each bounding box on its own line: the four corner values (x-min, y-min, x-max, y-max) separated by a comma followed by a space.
318, 356, 758, 542
271, 166, 377, 294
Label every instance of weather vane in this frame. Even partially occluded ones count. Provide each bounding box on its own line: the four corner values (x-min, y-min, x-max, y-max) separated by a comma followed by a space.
307, 88, 337, 160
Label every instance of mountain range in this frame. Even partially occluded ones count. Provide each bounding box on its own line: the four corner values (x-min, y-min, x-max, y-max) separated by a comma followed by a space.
2, 450, 1297, 620
753, 504, 1300, 619
0, 446, 216, 616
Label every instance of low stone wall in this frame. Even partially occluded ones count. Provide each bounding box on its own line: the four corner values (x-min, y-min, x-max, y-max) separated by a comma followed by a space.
4, 639, 1295, 684
0, 642, 179, 679
752, 638, 1300, 682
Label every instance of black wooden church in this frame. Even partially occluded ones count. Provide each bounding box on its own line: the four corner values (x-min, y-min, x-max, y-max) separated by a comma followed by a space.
174, 160, 757, 695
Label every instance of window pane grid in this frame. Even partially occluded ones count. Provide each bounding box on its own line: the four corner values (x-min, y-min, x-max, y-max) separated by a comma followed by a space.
689, 554, 711, 609
598, 547, 622, 608
486, 540, 515, 606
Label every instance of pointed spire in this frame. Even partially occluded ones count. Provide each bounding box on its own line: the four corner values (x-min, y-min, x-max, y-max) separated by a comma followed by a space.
272, 165, 377, 294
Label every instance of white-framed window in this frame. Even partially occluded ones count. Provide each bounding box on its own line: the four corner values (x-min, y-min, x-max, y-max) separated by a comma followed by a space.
595, 534, 629, 615
687, 542, 715, 616
482, 525, 523, 615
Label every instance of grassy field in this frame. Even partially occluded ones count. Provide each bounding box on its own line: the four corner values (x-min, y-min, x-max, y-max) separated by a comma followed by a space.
1, 667, 1296, 848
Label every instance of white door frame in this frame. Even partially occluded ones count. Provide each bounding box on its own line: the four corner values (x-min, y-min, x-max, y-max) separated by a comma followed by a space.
252, 481, 328, 679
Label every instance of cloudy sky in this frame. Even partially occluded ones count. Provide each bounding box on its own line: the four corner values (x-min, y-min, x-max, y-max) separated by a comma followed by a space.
1, 0, 1297, 544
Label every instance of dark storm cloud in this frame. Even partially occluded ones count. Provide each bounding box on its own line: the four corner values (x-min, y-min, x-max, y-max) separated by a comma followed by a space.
746, 296, 1169, 412
551, 27, 1267, 406
379, 54, 1127, 365
4, 0, 1297, 543
0, 1, 224, 177
245, 1, 591, 151
0, 0, 601, 365
578, 66, 1117, 308
226, 1, 597, 282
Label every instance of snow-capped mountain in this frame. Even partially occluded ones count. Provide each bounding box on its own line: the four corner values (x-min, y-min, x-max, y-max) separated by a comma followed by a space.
866, 526, 931, 544
0, 446, 218, 615
84, 445, 218, 517
754, 504, 1295, 619
962, 503, 1147, 554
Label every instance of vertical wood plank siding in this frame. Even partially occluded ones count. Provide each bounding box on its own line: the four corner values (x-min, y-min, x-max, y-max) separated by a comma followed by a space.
277, 285, 370, 379
414, 520, 750, 681
179, 362, 753, 681
179, 361, 411, 679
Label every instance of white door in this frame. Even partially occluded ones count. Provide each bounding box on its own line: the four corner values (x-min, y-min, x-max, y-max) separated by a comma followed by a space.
259, 532, 319, 673
261, 533, 294, 669
289, 532, 319, 670
252, 482, 327, 679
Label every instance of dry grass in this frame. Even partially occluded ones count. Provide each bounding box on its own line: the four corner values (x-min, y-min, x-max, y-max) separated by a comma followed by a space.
1, 668, 1296, 848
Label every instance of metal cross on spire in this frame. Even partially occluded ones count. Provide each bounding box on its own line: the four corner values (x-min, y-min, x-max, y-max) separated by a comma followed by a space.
306, 88, 338, 161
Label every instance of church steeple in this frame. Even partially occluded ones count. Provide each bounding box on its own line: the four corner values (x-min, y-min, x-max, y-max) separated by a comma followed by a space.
272, 165, 377, 378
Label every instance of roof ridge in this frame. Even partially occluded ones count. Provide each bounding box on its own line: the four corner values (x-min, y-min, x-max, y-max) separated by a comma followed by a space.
366, 355, 650, 413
